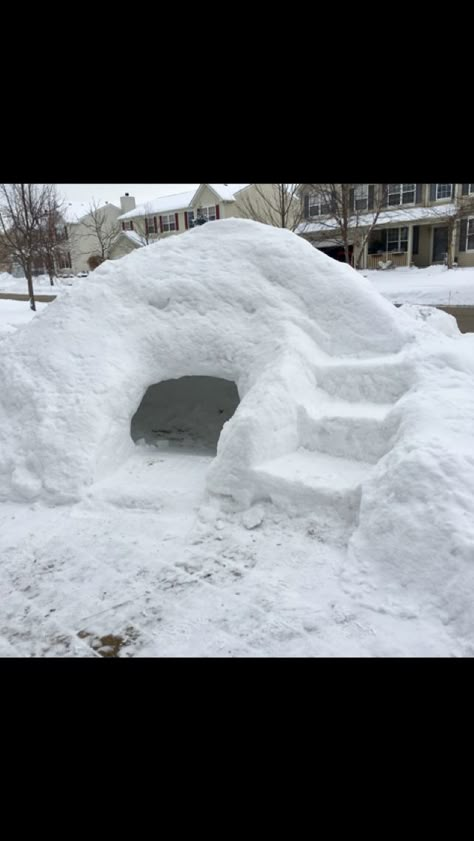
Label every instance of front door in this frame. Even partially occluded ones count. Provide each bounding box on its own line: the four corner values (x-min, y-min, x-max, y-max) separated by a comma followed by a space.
432, 226, 448, 263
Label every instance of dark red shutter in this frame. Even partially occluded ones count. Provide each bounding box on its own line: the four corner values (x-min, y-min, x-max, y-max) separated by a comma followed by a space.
185, 212, 189, 230
159, 215, 164, 233
154, 216, 157, 233
130, 221, 134, 231
215, 205, 220, 220
175, 213, 179, 231
122, 222, 125, 230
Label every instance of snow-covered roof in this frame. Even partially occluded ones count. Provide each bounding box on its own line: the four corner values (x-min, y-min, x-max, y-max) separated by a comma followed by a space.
62, 202, 91, 224
207, 184, 250, 201
118, 184, 250, 221
121, 230, 145, 247
62, 201, 120, 224
297, 204, 458, 235
119, 191, 197, 220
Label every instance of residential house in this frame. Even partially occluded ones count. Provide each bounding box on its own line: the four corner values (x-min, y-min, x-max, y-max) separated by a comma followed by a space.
59, 201, 122, 275
110, 184, 299, 259
297, 185, 474, 269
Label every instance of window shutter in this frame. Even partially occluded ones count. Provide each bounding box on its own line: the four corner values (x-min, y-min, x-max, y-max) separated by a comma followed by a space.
412, 226, 419, 255
459, 219, 467, 252
215, 205, 220, 220
368, 185, 374, 210
185, 212, 189, 230
349, 188, 355, 211
381, 185, 388, 207
304, 195, 309, 218
429, 184, 437, 201
159, 216, 164, 233
175, 213, 179, 231
462, 184, 469, 195
154, 216, 157, 233
130, 221, 134, 231
416, 184, 423, 203
122, 222, 125, 230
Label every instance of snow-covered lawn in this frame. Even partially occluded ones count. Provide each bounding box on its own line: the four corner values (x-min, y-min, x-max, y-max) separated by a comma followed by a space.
0, 446, 462, 657
0, 300, 48, 339
361, 264, 474, 306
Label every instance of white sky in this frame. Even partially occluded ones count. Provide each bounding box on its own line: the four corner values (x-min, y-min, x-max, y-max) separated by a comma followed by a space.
58, 184, 199, 207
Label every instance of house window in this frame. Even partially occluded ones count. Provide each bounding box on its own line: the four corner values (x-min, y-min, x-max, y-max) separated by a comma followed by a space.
469, 185, 474, 194
467, 218, 474, 251
145, 217, 156, 235
354, 184, 369, 211
387, 227, 409, 252
122, 220, 134, 231
198, 206, 217, 221
161, 214, 177, 232
308, 193, 331, 216
388, 184, 415, 206
436, 184, 452, 200
58, 251, 72, 269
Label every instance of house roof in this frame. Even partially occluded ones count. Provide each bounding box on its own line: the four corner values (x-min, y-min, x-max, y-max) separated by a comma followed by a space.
207, 184, 249, 201
297, 204, 458, 235
121, 230, 145, 247
118, 184, 250, 221
62, 201, 120, 224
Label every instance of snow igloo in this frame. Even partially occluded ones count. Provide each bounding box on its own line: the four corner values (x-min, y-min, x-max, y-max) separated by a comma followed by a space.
0, 218, 414, 507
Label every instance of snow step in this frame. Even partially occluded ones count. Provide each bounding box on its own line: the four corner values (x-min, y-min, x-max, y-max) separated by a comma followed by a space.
298, 400, 397, 464
313, 356, 414, 404
251, 449, 373, 522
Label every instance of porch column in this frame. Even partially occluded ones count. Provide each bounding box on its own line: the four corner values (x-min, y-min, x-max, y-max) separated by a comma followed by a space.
362, 239, 369, 270
407, 225, 414, 267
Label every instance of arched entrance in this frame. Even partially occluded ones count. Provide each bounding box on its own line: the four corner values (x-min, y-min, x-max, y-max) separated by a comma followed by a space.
131, 376, 240, 454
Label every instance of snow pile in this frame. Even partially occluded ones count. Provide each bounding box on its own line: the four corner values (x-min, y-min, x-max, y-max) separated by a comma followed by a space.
1, 218, 474, 637
0, 218, 411, 505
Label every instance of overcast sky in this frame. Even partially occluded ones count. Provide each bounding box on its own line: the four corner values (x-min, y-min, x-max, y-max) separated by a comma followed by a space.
58, 184, 199, 207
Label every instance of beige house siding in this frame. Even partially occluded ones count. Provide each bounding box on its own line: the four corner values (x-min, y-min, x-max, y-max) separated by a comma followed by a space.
67, 204, 122, 273
235, 184, 300, 229
109, 235, 141, 261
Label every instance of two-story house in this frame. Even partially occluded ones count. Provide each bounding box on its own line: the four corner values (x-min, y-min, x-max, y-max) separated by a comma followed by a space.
297, 185, 474, 270
59, 201, 122, 275
109, 184, 302, 259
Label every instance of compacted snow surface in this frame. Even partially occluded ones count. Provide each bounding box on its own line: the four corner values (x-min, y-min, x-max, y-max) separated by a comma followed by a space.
1, 219, 474, 657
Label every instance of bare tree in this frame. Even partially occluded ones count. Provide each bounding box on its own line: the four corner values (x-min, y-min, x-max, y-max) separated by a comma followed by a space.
37, 188, 67, 286
300, 184, 388, 267
0, 183, 63, 310
79, 199, 122, 267
238, 184, 304, 231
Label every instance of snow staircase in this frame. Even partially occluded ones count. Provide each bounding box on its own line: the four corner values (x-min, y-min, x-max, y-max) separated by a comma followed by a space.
250, 354, 413, 527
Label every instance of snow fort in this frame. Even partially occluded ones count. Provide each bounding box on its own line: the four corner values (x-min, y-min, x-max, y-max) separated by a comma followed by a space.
1, 218, 474, 624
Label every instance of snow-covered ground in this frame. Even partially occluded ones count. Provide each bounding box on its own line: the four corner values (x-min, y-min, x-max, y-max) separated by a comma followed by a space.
0, 300, 48, 339
1, 225, 474, 657
361, 265, 474, 306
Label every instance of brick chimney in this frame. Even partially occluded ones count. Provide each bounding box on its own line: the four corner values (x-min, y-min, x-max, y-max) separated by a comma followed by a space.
120, 193, 136, 213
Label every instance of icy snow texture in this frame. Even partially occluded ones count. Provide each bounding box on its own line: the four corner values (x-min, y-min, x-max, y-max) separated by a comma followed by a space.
1, 218, 474, 635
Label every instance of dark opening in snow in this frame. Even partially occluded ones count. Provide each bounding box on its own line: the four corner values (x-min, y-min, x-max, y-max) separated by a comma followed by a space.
131, 376, 240, 454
